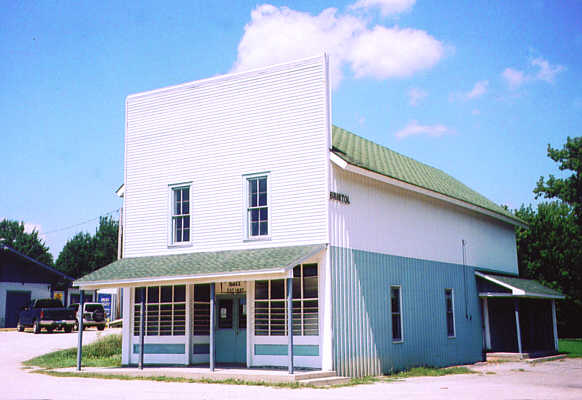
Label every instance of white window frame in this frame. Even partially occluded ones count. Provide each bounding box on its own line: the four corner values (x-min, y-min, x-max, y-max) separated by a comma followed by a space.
445, 288, 456, 338
168, 182, 192, 247
390, 285, 404, 343
242, 172, 271, 241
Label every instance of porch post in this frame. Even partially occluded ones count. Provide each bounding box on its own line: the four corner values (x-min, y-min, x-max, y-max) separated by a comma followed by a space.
76, 290, 84, 371
482, 298, 491, 350
514, 299, 523, 355
551, 300, 559, 352
210, 283, 215, 372
287, 277, 294, 374
139, 289, 145, 369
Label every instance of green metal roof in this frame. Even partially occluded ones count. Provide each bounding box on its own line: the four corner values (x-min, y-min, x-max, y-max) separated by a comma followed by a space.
332, 126, 522, 224
75, 244, 325, 285
477, 272, 564, 299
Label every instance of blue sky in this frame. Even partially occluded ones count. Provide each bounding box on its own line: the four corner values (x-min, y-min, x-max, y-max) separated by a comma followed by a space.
1, 0, 581, 259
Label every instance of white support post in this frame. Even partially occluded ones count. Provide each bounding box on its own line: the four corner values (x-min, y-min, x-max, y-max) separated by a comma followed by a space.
551, 300, 559, 352
121, 287, 131, 366
514, 300, 523, 355
483, 298, 491, 351
287, 277, 294, 375
209, 283, 215, 372
321, 250, 333, 371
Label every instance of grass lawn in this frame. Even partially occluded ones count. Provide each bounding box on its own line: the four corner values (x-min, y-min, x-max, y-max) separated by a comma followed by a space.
558, 339, 582, 358
23, 334, 122, 368
385, 366, 476, 379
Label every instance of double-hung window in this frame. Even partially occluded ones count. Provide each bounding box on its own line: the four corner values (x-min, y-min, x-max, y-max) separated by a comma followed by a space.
246, 175, 268, 238
391, 286, 403, 342
445, 288, 455, 338
171, 186, 190, 244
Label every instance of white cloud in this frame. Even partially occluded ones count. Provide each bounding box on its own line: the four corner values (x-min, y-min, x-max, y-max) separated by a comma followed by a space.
502, 68, 525, 90
531, 57, 565, 83
232, 4, 445, 88
466, 80, 488, 99
408, 87, 427, 106
502, 57, 564, 90
395, 120, 452, 139
350, 0, 415, 16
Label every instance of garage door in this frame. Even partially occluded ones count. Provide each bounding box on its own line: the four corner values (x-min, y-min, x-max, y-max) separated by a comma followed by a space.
5, 291, 31, 328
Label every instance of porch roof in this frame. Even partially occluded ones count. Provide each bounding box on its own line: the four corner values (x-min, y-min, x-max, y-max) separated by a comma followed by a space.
475, 271, 565, 299
74, 244, 325, 289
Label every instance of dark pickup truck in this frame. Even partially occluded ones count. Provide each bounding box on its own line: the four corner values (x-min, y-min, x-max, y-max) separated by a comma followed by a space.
17, 299, 77, 334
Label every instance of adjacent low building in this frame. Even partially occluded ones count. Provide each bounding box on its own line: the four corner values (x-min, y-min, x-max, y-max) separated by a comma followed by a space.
75, 55, 563, 377
0, 244, 74, 328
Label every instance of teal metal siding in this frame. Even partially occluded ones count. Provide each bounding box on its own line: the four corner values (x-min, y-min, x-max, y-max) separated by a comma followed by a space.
331, 246, 483, 377
254, 344, 320, 356
132, 344, 185, 354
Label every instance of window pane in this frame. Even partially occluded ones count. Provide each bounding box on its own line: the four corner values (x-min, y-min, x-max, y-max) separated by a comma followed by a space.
392, 314, 402, 341
135, 287, 145, 303
255, 281, 268, 299
239, 298, 247, 329
259, 192, 267, 207
271, 279, 285, 299
193, 302, 210, 335
249, 179, 258, 207
259, 221, 268, 235
146, 304, 159, 335
147, 286, 159, 304
183, 227, 190, 242
173, 303, 186, 336
161, 286, 173, 303
303, 264, 317, 277
251, 222, 259, 236
259, 208, 268, 221
133, 304, 142, 336
254, 301, 269, 336
251, 209, 259, 222
218, 299, 233, 329
182, 188, 189, 202
182, 201, 190, 215
303, 276, 318, 299
292, 276, 301, 299
160, 304, 173, 335
391, 287, 400, 313
270, 301, 285, 336
293, 265, 301, 278
292, 300, 302, 335
174, 285, 186, 302
303, 300, 319, 336
194, 284, 210, 302
258, 177, 267, 192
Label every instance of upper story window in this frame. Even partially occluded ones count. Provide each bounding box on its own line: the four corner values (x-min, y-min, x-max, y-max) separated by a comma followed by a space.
445, 288, 456, 338
171, 186, 190, 244
246, 174, 269, 239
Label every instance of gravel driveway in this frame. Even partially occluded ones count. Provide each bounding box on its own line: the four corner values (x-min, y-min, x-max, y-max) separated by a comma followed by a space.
2, 329, 582, 400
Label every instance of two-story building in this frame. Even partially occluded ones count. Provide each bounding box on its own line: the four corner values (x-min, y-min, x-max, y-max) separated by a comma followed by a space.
76, 55, 562, 377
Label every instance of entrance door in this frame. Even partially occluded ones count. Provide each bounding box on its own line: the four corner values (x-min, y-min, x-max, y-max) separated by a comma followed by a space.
5, 291, 31, 328
215, 295, 247, 364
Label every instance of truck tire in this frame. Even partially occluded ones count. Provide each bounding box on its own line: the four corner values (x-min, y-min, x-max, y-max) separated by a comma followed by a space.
64, 326, 73, 333
46, 327, 54, 334
17, 320, 24, 332
33, 320, 41, 334
97, 325, 105, 331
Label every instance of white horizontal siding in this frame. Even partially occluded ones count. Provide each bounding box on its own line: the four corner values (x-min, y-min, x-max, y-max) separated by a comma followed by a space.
124, 56, 329, 257
329, 165, 519, 274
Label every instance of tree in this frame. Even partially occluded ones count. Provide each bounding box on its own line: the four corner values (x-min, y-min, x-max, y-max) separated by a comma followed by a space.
515, 202, 582, 337
534, 136, 582, 225
55, 216, 118, 279
0, 219, 53, 265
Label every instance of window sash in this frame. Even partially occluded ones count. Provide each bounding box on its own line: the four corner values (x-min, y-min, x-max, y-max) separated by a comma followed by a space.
254, 264, 318, 337
172, 187, 190, 243
247, 176, 268, 237
133, 285, 186, 336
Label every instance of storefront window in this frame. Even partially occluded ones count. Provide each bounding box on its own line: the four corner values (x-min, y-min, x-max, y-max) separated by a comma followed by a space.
134, 285, 186, 336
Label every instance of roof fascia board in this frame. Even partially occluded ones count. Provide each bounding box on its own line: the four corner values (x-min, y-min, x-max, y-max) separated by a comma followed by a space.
475, 271, 525, 295
74, 267, 291, 289
126, 54, 325, 101
332, 157, 525, 228
479, 292, 564, 300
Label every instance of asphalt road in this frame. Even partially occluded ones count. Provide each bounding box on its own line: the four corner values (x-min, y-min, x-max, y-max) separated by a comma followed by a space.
2, 329, 582, 400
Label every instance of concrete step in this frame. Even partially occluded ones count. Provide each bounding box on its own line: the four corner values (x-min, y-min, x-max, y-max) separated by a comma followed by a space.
294, 370, 338, 381
299, 376, 352, 387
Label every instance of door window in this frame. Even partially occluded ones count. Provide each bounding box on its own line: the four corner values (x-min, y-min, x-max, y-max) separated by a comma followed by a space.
218, 299, 233, 329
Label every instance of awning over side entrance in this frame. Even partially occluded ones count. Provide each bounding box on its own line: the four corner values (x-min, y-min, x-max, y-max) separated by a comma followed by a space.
74, 244, 326, 289
475, 271, 564, 299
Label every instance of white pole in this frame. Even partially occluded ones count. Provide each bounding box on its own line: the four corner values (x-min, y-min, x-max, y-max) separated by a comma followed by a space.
551, 300, 559, 352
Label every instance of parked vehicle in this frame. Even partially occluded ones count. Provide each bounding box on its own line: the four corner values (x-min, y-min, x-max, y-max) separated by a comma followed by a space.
17, 299, 77, 334
68, 303, 106, 331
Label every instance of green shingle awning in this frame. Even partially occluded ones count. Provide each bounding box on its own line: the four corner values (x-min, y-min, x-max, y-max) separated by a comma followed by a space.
74, 244, 326, 288
476, 272, 564, 299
